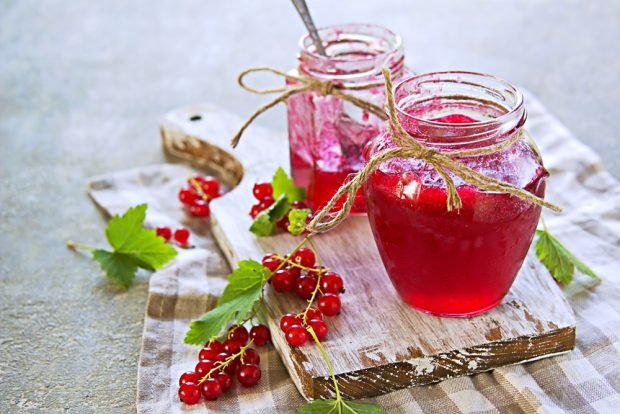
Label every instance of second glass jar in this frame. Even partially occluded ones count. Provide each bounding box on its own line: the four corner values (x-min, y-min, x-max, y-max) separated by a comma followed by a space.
364, 72, 547, 317
287, 24, 407, 213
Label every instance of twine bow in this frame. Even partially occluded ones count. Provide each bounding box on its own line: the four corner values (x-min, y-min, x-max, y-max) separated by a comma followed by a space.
307, 68, 562, 233
230, 67, 387, 148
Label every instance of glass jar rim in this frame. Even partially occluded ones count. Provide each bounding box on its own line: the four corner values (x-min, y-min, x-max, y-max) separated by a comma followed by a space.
297, 23, 404, 84
394, 71, 525, 131
298, 23, 403, 64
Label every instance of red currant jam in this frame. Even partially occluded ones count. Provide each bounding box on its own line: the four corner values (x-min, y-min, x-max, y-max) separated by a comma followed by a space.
364, 72, 547, 317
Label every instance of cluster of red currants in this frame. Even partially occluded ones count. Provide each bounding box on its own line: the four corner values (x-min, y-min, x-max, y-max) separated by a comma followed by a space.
178, 324, 271, 405
249, 182, 311, 230
178, 175, 222, 218
262, 247, 344, 347
155, 226, 191, 246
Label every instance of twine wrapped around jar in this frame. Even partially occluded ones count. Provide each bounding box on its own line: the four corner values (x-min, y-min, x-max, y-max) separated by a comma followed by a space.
230, 67, 388, 148
306, 68, 562, 234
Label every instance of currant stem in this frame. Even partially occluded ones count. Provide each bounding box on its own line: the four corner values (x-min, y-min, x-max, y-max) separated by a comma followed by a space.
300, 237, 325, 324
66, 240, 96, 252
269, 236, 311, 275
307, 327, 341, 401
271, 255, 318, 273
198, 338, 255, 385
540, 214, 549, 232
188, 177, 210, 202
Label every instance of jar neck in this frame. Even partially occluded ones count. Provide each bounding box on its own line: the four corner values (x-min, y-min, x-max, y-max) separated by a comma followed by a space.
298, 23, 404, 87
394, 72, 526, 151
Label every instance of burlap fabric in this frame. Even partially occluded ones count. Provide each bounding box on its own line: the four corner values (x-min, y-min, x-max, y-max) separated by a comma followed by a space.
89, 93, 620, 413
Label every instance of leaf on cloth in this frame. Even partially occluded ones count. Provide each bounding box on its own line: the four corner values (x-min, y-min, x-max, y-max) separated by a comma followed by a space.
184, 260, 270, 345
92, 250, 140, 289
91, 204, 177, 288
535, 228, 600, 285
296, 399, 387, 414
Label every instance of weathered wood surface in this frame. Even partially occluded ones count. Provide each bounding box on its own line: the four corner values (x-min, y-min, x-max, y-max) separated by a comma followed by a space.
161, 104, 576, 400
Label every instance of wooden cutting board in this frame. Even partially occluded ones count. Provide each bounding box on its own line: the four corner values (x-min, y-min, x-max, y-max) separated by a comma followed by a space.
160, 104, 576, 400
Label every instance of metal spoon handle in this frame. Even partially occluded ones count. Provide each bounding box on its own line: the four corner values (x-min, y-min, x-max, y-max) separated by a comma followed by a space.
290, 0, 327, 56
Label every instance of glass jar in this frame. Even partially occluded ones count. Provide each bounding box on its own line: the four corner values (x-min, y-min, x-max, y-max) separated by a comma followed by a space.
364, 72, 547, 317
287, 24, 407, 213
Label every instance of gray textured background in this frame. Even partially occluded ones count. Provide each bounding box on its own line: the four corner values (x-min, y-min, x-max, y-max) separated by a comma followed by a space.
1, 0, 618, 412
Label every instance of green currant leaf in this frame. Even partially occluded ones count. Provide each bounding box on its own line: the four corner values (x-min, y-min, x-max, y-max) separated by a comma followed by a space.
249, 212, 277, 237
92, 249, 140, 289
105, 204, 148, 250
272, 167, 305, 202
104, 204, 177, 270
296, 399, 387, 414
288, 208, 311, 236
535, 229, 600, 285
184, 297, 246, 345
185, 260, 270, 345
217, 260, 271, 306
79, 204, 177, 289
249, 195, 290, 237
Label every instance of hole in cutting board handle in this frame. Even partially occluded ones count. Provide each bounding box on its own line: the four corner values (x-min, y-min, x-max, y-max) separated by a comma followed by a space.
189, 114, 202, 122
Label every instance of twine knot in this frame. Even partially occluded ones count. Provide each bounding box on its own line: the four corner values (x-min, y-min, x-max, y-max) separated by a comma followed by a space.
313, 79, 336, 96
230, 67, 388, 148
306, 68, 562, 234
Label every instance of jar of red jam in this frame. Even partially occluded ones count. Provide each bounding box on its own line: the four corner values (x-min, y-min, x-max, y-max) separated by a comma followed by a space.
364, 72, 547, 317
287, 24, 407, 213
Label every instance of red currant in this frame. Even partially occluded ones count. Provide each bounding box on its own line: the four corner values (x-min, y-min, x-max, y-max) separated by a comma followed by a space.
249, 324, 271, 346
201, 176, 220, 197
292, 247, 316, 268
317, 293, 341, 316
250, 203, 262, 219
237, 364, 262, 387
200, 378, 223, 401
206, 340, 224, 353
189, 199, 210, 217
287, 266, 302, 279
253, 182, 273, 200
228, 325, 249, 345
285, 325, 309, 347
173, 227, 190, 245
198, 347, 219, 362
304, 307, 323, 321
178, 186, 198, 205
320, 272, 344, 294
277, 216, 290, 231
292, 200, 307, 209
215, 352, 230, 363
190, 174, 206, 184
195, 360, 215, 376
296, 275, 318, 300
178, 382, 201, 404
308, 318, 328, 341
262, 257, 280, 272
179, 371, 201, 386
223, 339, 241, 354
155, 226, 172, 241
241, 348, 260, 365
213, 371, 232, 392
259, 196, 275, 210
271, 269, 295, 293
280, 313, 302, 332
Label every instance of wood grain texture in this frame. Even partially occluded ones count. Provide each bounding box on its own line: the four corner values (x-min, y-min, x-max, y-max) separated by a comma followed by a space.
161, 104, 576, 400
